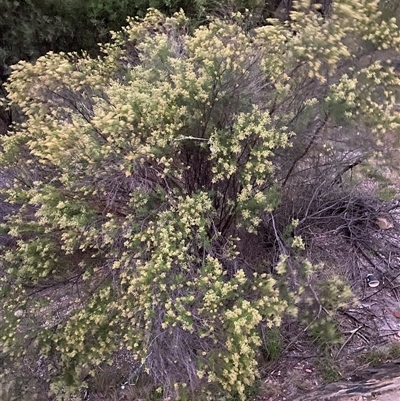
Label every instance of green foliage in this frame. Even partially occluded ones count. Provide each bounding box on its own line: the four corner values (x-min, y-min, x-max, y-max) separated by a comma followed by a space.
316, 276, 354, 311
1, 1, 400, 399
377, 186, 397, 201
302, 276, 354, 348
0, 0, 68, 78
260, 326, 282, 361
359, 343, 400, 367
308, 317, 343, 348
0, 0, 266, 84
316, 354, 342, 383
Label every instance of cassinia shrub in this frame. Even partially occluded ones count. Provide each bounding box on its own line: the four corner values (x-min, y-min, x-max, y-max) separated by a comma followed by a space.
1, 1, 400, 399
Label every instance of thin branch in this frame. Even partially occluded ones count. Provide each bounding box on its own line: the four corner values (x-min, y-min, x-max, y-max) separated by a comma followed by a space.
282, 115, 328, 187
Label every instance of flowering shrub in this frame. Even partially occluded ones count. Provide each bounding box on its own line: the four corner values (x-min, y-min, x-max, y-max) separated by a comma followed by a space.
1, 1, 400, 399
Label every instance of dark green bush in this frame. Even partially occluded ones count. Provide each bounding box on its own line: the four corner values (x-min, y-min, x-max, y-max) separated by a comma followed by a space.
0, 0, 267, 83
